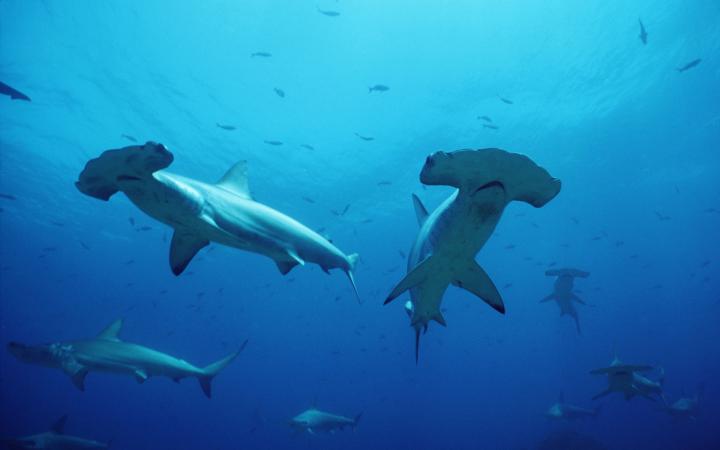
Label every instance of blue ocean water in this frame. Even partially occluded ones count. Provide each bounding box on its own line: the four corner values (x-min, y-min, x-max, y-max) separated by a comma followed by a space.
1, 0, 719, 449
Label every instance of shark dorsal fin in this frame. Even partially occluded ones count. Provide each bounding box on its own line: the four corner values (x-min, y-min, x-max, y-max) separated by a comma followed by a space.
216, 161, 252, 199
51, 415, 68, 434
411, 194, 429, 226
97, 319, 123, 341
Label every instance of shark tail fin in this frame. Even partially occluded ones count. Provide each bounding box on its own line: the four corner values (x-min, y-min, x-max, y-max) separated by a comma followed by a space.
346, 253, 361, 303
199, 340, 248, 398
75, 142, 173, 200
353, 412, 363, 430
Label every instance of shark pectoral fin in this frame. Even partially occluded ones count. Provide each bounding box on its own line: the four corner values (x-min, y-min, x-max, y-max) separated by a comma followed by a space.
216, 160, 252, 199
411, 194, 429, 226
62, 359, 88, 392
169, 231, 209, 275
134, 370, 148, 384
384, 255, 437, 305
276, 259, 299, 275
592, 389, 612, 401
198, 340, 248, 398
452, 260, 505, 314
571, 293, 586, 305
286, 249, 305, 266
97, 319, 123, 341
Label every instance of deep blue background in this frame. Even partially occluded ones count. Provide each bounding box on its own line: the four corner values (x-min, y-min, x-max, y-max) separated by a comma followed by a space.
1, 1, 719, 449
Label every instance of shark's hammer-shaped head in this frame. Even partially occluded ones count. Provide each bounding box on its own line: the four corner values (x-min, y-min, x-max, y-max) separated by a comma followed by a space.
7, 341, 66, 368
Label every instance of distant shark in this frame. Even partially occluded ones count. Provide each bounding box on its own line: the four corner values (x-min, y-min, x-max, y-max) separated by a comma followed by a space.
545, 393, 600, 420
75, 142, 359, 300
590, 356, 664, 401
384, 148, 561, 361
7, 319, 246, 398
1, 415, 109, 449
661, 383, 704, 420
290, 408, 362, 434
540, 268, 590, 334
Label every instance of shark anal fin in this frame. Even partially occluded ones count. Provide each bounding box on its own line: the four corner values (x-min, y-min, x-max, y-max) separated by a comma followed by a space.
216, 161, 252, 199
451, 260, 505, 314
411, 194, 429, 226
134, 370, 148, 384
385, 255, 437, 304
51, 415, 68, 434
97, 319, 123, 341
170, 231, 209, 275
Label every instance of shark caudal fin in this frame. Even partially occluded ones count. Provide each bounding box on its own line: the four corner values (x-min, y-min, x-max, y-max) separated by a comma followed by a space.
346, 253, 361, 303
75, 142, 173, 201
419, 148, 561, 207
198, 340, 248, 398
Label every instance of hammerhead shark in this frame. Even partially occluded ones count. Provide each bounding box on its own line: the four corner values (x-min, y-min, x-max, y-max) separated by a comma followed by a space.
384, 148, 561, 361
540, 268, 590, 334
590, 356, 664, 401
290, 408, 362, 434
75, 142, 359, 300
7, 319, 246, 398
545, 393, 600, 420
661, 383, 704, 420
1, 415, 109, 449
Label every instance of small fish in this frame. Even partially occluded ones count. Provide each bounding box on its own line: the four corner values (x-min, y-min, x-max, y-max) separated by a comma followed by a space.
137, 225, 152, 231
504, 244, 515, 250
128, 217, 135, 226
50, 221, 64, 227
124, 259, 135, 265
368, 84, 389, 93
216, 123, 236, 131
301, 144, 315, 151
302, 196, 316, 204
498, 95, 514, 104
274, 88, 285, 98
0, 193, 16, 201
251, 52, 272, 58
354, 132, 374, 141
638, 19, 648, 45
377, 180, 392, 186
676, 59, 701, 72
478, 115, 492, 122
264, 140, 283, 146
121, 134, 138, 142
701, 260, 711, 268
571, 217, 580, 225
615, 240, 625, 247
0, 81, 30, 101
42, 247, 57, 252
654, 211, 671, 221
317, 7, 340, 17
79, 241, 90, 250
398, 250, 406, 259
341, 204, 351, 215
503, 283, 513, 289
483, 124, 499, 130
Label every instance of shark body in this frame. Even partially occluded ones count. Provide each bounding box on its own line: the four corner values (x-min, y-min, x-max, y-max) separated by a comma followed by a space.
7, 319, 245, 398
662, 384, 703, 420
545, 393, 599, 420
384, 148, 561, 361
75, 142, 359, 299
1, 415, 109, 449
290, 408, 361, 434
540, 268, 590, 334
590, 356, 663, 401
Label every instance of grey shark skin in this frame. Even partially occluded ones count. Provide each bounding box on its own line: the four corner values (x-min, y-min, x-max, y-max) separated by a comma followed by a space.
75, 142, 359, 299
385, 148, 561, 362
662, 384, 703, 420
290, 408, 362, 434
1, 415, 109, 449
545, 393, 599, 421
7, 319, 246, 398
540, 268, 590, 334
590, 356, 663, 401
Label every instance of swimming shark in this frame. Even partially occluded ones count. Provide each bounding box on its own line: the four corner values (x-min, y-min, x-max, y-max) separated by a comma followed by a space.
1, 415, 109, 449
545, 393, 600, 420
384, 148, 561, 361
661, 383, 703, 420
75, 142, 359, 300
7, 319, 246, 398
590, 356, 664, 401
540, 268, 590, 334
290, 408, 362, 434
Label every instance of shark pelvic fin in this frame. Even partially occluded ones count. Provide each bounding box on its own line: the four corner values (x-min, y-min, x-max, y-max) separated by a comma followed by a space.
71, 369, 88, 392
451, 260, 505, 314
384, 255, 437, 305
134, 370, 148, 384
346, 253, 361, 304
411, 194, 429, 226
276, 260, 299, 275
169, 230, 209, 275
198, 339, 248, 398
216, 160, 252, 199
97, 319, 123, 341
51, 415, 68, 434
